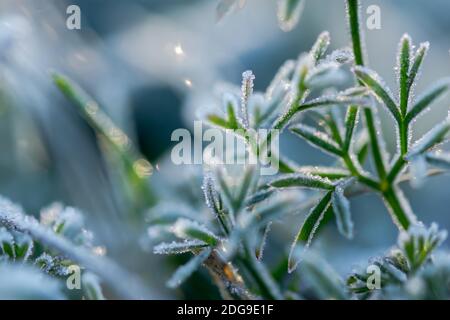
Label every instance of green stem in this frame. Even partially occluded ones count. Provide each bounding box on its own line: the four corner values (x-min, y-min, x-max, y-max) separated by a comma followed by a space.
347, 0, 365, 66
346, 0, 415, 230
382, 187, 412, 230
364, 108, 387, 181
399, 121, 409, 156
387, 156, 407, 183
347, 0, 387, 181
342, 153, 379, 190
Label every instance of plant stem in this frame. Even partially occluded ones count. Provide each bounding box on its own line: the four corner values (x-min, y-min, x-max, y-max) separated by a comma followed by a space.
388, 156, 407, 183
346, 0, 415, 229
204, 251, 255, 300
347, 0, 365, 66
399, 121, 409, 155
363, 108, 387, 182
382, 187, 412, 230
342, 153, 379, 190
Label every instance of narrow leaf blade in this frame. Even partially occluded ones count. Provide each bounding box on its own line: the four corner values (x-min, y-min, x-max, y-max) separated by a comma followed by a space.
288, 191, 333, 273
353, 66, 401, 122
290, 124, 343, 156
269, 173, 335, 190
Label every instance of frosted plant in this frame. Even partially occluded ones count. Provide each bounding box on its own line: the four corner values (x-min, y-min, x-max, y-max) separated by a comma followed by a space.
14, 0, 447, 300
346, 223, 449, 300
149, 165, 305, 299
0, 197, 151, 299
148, 0, 450, 299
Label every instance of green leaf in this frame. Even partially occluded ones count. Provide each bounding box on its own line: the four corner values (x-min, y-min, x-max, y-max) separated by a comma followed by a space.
356, 140, 369, 164
398, 34, 412, 116
0, 228, 15, 259
172, 219, 220, 246
245, 188, 275, 207
269, 173, 335, 190
202, 173, 231, 234
332, 187, 354, 239
310, 31, 331, 63
290, 124, 343, 156
167, 248, 212, 288
353, 66, 401, 122
154, 240, 209, 255
207, 114, 230, 129
343, 105, 359, 152
406, 118, 450, 158
297, 91, 368, 112
406, 79, 450, 124
407, 41, 429, 94
288, 191, 333, 272
398, 223, 447, 271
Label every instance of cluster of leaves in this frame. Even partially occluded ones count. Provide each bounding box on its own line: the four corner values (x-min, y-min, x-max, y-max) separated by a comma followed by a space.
0, 199, 105, 299
2, 0, 449, 301
148, 0, 450, 300
346, 223, 449, 299
284, 223, 450, 300
149, 165, 301, 299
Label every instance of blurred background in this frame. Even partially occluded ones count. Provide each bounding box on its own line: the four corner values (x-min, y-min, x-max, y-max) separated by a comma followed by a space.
0, 0, 449, 298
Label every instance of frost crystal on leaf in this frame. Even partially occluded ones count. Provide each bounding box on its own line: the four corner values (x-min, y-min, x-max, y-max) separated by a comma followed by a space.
240, 70, 255, 129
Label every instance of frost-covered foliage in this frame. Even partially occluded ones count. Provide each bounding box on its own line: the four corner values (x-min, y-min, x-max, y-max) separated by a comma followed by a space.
146, 0, 450, 299
2, 0, 450, 300
0, 197, 150, 299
